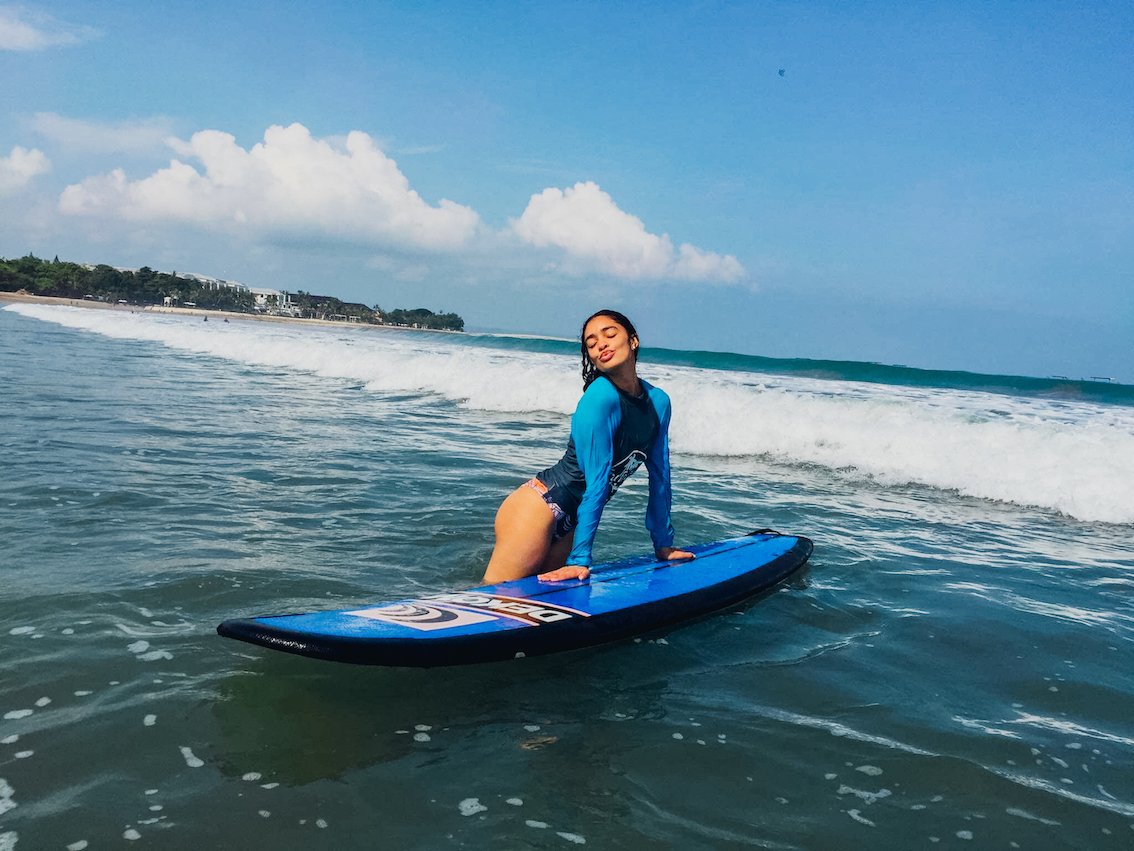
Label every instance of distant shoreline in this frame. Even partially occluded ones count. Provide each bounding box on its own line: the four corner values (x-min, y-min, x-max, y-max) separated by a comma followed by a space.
5, 291, 1127, 389
0, 291, 459, 335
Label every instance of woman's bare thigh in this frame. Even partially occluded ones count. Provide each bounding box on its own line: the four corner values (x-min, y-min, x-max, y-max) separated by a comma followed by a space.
482, 484, 556, 583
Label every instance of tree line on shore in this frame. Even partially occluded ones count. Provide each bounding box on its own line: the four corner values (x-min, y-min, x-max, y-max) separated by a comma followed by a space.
0, 254, 464, 331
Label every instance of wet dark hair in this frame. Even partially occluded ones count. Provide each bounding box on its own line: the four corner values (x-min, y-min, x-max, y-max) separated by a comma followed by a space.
580, 309, 639, 389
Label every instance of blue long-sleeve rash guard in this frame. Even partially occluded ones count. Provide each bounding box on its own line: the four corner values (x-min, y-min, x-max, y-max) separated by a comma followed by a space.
535, 375, 675, 567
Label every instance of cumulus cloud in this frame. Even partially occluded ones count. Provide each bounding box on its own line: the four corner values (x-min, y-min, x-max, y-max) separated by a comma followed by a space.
0, 6, 98, 50
512, 181, 744, 283
59, 123, 480, 251
0, 145, 50, 194
51, 121, 744, 282
32, 112, 176, 155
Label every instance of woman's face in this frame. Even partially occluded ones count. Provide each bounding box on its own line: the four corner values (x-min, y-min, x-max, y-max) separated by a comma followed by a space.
583, 314, 637, 373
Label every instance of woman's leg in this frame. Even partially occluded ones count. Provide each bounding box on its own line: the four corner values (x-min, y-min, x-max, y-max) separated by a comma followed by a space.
539, 532, 575, 573
482, 484, 556, 583
533, 531, 589, 582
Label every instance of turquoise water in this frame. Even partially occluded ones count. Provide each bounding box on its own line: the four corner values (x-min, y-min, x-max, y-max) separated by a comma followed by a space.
2, 303, 1133, 849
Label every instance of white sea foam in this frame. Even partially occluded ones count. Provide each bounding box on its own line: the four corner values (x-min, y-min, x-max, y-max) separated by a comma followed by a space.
9, 303, 1134, 524
847, 809, 875, 827
837, 785, 892, 805
1005, 807, 1060, 826
179, 746, 204, 768
458, 797, 487, 816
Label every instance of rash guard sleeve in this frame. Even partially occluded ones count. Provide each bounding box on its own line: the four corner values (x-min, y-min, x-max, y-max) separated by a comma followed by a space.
644, 385, 676, 552
565, 380, 622, 567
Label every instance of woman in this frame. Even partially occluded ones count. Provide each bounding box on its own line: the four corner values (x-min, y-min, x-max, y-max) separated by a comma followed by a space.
483, 310, 693, 584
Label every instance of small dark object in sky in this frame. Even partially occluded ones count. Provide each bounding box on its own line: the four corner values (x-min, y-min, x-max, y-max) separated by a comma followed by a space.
778, 68, 785, 77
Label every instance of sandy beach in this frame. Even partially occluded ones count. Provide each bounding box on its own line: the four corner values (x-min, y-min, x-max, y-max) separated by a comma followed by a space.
0, 290, 451, 334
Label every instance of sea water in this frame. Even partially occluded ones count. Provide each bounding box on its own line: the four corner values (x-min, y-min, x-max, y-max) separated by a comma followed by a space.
1, 303, 1132, 849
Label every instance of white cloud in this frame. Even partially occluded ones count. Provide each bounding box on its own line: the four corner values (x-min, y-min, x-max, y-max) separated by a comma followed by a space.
512, 181, 744, 283
50, 121, 745, 283
59, 123, 480, 251
31, 112, 176, 155
0, 145, 50, 194
0, 6, 97, 50
673, 242, 744, 281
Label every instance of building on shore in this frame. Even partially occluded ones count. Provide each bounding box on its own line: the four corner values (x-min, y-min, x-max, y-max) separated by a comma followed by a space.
248, 287, 301, 317
183, 272, 250, 294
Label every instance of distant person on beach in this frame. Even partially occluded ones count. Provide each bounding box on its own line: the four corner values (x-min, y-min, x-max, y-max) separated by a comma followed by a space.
483, 309, 693, 583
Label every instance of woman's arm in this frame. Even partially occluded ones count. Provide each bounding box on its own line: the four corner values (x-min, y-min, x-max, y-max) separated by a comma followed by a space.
645, 386, 693, 562
563, 381, 621, 568
644, 386, 675, 552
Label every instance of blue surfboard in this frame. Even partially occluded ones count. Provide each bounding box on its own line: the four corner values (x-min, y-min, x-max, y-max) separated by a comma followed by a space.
217, 530, 813, 666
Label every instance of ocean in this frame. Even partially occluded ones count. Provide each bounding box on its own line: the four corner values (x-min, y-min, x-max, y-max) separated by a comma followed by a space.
2, 302, 1132, 850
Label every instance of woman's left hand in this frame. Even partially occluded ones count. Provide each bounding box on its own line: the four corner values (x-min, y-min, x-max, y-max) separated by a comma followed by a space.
656, 546, 695, 562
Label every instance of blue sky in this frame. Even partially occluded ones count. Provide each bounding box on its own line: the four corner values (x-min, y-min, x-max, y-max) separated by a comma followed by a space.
1, 1, 1131, 380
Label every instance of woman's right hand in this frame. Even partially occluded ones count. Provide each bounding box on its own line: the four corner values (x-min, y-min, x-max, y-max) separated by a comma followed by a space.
538, 565, 591, 582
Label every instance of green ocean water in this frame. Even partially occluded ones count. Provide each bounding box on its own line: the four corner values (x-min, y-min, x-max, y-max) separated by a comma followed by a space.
2, 304, 1132, 849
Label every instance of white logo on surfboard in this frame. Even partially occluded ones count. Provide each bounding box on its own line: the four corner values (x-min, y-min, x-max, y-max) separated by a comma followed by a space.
346, 593, 588, 631
346, 602, 496, 631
